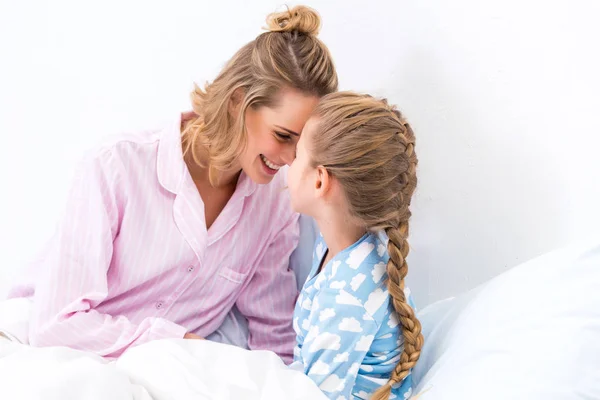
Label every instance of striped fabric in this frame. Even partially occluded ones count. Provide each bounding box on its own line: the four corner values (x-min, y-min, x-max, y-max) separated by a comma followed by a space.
8, 116, 299, 361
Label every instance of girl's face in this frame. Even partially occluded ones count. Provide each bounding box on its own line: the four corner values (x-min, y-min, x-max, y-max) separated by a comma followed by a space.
239, 88, 319, 185
287, 117, 320, 215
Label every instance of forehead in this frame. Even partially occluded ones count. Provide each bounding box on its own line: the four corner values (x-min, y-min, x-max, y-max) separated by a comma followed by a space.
301, 117, 319, 140
260, 88, 319, 133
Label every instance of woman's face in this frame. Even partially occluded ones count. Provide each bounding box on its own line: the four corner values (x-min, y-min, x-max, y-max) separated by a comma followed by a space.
239, 88, 319, 185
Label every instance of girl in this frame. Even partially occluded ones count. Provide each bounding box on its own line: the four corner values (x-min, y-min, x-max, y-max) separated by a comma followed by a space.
287, 92, 423, 399
7, 6, 337, 362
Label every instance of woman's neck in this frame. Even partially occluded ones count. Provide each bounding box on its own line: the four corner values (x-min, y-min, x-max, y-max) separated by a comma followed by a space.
181, 120, 241, 188
184, 151, 241, 189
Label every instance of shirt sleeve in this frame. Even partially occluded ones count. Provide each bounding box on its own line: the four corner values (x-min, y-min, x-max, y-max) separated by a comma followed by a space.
298, 288, 378, 400
29, 149, 187, 358
235, 211, 299, 364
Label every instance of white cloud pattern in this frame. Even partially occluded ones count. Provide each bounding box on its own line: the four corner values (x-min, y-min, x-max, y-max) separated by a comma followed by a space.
330, 280, 346, 289
355, 391, 370, 399
350, 273, 366, 291
355, 335, 374, 352
335, 290, 363, 307
346, 242, 375, 269
302, 318, 310, 330
331, 260, 341, 278
319, 308, 336, 322
364, 288, 388, 315
302, 298, 312, 310
314, 272, 326, 290
309, 332, 342, 352
333, 352, 349, 363
305, 325, 320, 343
338, 317, 363, 332
372, 262, 386, 283
309, 360, 330, 375
377, 243, 386, 257
311, 296, 320, 312
388, 313, 399, 328
319, 374, 345, 393
316, 242, 326, 260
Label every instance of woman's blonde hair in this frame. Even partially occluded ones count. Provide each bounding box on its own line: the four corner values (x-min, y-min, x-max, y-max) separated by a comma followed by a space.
182, 5, 338, 185
310, 92, 423, 400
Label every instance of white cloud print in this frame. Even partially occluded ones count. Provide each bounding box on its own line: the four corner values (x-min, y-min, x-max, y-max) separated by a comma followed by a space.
331, 260, 341, 278
338, 317, 363, 332
309, 360, 330, 375
335, 290, 363, 307
319, 308, 336, 322
346, 242, 375, 269
305, 325, 320, 343
309, 332, 342, 352
372, 262, 386, 283
355, 335, 374, 352
365, 288, 388, 315
333, 352, 349, 363
316, 242, 326, 260
302, 318, 310, 331
348, 362, 360, 376
319, 374, 345, 393
302, 298, 312, 310
330, 280, 346, 290
377, 243, 386, 257
350, 273, 366, 291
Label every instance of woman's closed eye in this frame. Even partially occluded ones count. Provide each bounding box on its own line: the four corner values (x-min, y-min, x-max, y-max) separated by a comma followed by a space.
274, 131, 293, 141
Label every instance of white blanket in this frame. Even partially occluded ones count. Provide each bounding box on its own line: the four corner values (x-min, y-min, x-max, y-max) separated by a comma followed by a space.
0, 299, 326, 400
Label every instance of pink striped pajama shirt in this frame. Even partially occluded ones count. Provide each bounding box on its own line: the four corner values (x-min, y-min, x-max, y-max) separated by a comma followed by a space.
8, 115, 300, 361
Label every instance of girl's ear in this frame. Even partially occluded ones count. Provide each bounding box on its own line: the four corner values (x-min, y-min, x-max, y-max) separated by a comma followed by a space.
315, 166, 331, 198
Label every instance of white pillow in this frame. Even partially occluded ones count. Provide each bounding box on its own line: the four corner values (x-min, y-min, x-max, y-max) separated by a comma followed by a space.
413, 237, 600, 399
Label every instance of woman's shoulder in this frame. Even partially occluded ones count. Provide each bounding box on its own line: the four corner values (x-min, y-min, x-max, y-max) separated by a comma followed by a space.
78, 120, 175, 178
91, 128, 164, 161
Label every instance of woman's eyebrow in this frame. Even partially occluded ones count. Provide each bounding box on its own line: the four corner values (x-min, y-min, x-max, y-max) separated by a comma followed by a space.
275, 125, 300, 136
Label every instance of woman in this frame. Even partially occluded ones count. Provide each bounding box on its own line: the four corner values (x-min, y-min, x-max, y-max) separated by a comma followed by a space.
7, 5, 337, 363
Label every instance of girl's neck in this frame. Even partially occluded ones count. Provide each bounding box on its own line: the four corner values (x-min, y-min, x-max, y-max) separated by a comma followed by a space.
315, 211, 366, 259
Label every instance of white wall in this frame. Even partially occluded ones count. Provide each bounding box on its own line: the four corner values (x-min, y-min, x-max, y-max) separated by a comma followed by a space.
1, 0, 599, 306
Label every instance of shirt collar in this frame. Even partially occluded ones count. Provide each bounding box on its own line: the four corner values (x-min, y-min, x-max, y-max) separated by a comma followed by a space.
157, 114, 257, 198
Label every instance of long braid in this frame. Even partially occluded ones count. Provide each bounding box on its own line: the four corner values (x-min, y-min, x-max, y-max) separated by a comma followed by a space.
371, 123, 423, 400
310, 92, 424, 400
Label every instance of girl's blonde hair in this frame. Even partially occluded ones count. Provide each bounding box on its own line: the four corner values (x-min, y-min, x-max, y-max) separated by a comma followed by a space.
310, 92, 423, 400
182, 5, 338, 185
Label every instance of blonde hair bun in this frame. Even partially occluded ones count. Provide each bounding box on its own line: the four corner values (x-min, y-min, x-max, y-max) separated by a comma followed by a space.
266, 5, 321, 36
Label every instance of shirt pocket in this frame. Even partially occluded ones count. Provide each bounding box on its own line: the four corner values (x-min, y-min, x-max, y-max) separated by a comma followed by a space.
218, 266, 248, 284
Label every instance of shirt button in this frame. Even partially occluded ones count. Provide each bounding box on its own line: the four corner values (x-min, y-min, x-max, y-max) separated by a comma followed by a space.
188, 266, 195, 272
156, 302, 164, 309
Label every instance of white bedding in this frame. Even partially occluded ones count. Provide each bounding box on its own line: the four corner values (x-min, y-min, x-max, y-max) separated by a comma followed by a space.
0, 300, 326, 400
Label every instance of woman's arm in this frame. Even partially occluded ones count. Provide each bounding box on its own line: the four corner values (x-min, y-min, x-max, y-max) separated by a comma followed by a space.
29, 149, 187, 358
235, 212, 300, 364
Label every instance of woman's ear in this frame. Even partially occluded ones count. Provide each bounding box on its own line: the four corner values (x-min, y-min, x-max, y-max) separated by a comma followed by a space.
229, 88, 245, 117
